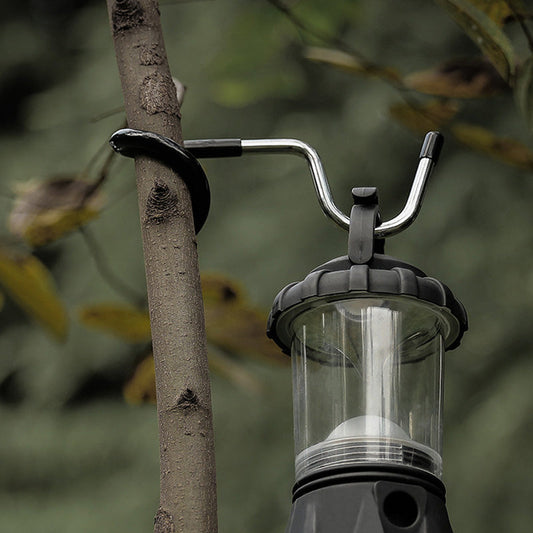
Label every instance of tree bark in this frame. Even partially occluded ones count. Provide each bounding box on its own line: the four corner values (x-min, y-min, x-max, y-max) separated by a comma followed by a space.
105, 2, 218, 532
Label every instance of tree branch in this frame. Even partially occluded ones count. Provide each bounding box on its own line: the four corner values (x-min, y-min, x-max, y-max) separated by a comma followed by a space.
266, 0, 399, 85
104, 2, 218, 532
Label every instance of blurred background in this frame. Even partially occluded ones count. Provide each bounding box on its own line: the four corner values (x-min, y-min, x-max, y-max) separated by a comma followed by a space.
1, 0, 533, 531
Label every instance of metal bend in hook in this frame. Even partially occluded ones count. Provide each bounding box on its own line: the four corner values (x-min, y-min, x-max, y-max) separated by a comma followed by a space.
239, 139, 349, 231
183, 137, 350, 230
237, 134, 444, 237
376, 132, 443, 238
185, 131, 443, 238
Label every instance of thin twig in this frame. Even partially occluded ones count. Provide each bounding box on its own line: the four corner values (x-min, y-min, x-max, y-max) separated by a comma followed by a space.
83, 140, 111, 177
79, 226, 146, 307
90, 105, 126, 123
266, 0, 479, 147
267, 0, 429, 123
267, 0, 359, 56
81, 149, 118, 206
81, 122, 127, 206
267, 0, 406, 90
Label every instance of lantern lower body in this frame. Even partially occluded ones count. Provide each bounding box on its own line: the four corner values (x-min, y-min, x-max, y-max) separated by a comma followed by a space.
285, 296, 455, 532
285, 466, 453, 533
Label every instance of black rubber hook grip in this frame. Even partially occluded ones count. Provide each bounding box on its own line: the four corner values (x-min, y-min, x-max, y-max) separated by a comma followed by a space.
109, 128, 211, 234
419, 131, 444, 163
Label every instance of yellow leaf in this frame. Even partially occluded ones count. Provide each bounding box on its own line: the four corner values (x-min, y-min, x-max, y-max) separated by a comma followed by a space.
83, 274, 286, 403
201, 273, 288, 365
78, 274, 286, 363
405, 57, 507, 98
451, 122, 533, 169
123, 354, 156, 404
9, 175, 104, 247
389, 100, 459, 134
304, 46, 402, 84
78, 304, 151, 343
0, 249, 68, 340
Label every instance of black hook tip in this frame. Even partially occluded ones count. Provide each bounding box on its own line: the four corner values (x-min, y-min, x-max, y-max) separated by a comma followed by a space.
419, 131, 444, 163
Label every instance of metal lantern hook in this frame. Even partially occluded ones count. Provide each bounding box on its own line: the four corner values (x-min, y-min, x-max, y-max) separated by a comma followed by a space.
233, 132, 443, 237
110, 129, 443, 237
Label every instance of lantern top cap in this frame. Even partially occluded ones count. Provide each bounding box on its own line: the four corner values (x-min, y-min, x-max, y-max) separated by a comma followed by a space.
267, 253, 468, 355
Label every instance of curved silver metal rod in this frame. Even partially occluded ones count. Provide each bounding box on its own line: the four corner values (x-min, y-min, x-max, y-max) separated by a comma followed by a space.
376, 157, 435, 238
241, 135, 440, 237
241, 138, 350, 231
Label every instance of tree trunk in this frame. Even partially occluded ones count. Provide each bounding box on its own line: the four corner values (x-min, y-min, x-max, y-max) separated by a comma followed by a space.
104, 2, 218, 532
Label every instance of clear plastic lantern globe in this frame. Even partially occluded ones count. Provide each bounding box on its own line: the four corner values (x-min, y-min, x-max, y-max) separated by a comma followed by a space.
273, 294, 463, 482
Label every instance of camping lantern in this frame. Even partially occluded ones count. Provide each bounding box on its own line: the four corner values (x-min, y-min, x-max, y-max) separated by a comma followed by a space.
267, 134, 467, 533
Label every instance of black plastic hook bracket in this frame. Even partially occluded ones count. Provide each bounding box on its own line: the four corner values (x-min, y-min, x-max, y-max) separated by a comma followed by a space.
109, 128, 211, 233
348, 187, 383, 264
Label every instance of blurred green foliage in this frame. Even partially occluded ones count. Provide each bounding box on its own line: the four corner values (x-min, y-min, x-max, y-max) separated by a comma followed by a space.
1, 0, 533, 532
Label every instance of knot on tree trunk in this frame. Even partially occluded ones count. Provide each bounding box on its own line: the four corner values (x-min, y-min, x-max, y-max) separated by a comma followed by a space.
176, 387, 200, 412
112, 0, 145, 33
145, 181, 180, 223
141, 72, 180, 116
138, 43, 164, 66
154, 508, 175, 533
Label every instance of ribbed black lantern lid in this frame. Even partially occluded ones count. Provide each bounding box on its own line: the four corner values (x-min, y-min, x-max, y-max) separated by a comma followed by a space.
267, 186, 468, 355
267, 252, 468, 355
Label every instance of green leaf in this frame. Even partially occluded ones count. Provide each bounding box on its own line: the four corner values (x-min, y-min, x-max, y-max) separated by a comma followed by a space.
451, 122, 533, 169
515, 55, 533, 129
404, 57, 507, 98
435, 0, 516, 82
0, 249, 68, 340
287, 0, 361, 36
212, 73, 303, 107
304, 47, 402, 84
